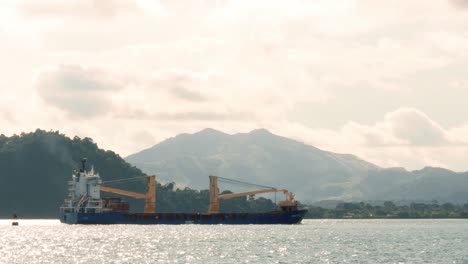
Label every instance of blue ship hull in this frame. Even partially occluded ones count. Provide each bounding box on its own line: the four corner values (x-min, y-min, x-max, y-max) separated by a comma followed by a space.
60, 210, 307, 225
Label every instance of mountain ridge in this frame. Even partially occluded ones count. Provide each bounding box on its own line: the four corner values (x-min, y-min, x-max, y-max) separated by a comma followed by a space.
125, 128, 468, 203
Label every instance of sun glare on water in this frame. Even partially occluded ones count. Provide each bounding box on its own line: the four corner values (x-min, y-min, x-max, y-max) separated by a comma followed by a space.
0, 219, 60, 226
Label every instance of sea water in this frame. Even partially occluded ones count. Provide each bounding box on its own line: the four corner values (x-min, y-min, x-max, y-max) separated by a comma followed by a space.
1, 219, 467, 263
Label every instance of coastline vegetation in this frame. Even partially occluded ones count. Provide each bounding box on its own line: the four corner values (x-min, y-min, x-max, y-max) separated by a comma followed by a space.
303, 201, 468, 219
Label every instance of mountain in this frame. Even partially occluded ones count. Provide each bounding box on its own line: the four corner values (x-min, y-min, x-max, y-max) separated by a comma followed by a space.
360, 167, 468, 203
126, 128, 381, 202
126, 128, 468, 204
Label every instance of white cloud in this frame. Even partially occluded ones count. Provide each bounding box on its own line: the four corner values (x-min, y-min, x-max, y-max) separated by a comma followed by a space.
384, 108, 447, 146
36, 64, 129, 118
2, 0, 468, 171
450, 0, 468, 9
341, 107, 468, 149
18, 0, 141, 18
270, 107, 468, 171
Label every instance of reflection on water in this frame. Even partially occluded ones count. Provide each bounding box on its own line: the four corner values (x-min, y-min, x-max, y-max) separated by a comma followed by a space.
0, 219, 60, 226
1, 219, 467, 263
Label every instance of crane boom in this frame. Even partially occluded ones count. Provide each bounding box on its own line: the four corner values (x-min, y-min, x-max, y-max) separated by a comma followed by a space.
100, 175, 156, 214
208, 175, 293, 214
100, 186, 145, 199
219, 188, 288, 200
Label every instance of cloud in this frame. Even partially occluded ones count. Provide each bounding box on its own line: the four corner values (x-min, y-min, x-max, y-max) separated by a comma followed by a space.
285, 107, 453, 149
36, 64, 128, 118
385, 108, 447, 146
170, 86, 207, 102
116, 108, 252, 122
154, 111, 251, 121
150, 70, 209, 102
344, 108, 458, 147
450, 0, 468, 9
0, 110, 16, 125
447, 124, 468, 143
271, 107, 468, 171
3, 0, 468, 172
35, 65, 252, 122
0, 111, 15, 135
18, 0, 140, 18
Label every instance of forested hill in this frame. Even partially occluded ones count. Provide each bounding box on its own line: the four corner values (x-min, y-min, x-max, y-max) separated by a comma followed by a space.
0, 130, 143, 218
0, 130, 275, 218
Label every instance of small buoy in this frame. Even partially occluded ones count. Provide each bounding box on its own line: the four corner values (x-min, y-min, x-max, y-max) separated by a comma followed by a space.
12, 213, 19, 226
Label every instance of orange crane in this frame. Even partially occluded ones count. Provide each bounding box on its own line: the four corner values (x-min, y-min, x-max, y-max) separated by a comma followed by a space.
208, 175, 297, 214
100, 175, 156, 214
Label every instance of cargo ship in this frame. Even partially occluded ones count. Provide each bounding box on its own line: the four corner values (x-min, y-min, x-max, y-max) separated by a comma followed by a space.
60, 160, 307, 224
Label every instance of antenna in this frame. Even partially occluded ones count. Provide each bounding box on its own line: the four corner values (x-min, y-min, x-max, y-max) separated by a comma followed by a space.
80, 158, 87, 172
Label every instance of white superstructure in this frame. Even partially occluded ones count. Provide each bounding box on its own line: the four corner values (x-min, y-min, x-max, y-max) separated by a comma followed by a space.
60, 159, 106, 214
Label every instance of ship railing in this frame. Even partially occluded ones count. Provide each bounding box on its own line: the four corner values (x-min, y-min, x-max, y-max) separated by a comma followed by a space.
59, 206, 76, 213
85, 200, 103, 208
83, 201, 104, 213
85, 204, 103, 208
61, 200, 74, 208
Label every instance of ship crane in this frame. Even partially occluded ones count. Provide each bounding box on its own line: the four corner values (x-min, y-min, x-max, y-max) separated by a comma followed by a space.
208, 175, 298, 214
60, 159, 307, 224
100, 175, 156, 214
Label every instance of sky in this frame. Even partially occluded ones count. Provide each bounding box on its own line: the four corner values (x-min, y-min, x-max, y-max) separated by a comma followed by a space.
1, 0, 468, 171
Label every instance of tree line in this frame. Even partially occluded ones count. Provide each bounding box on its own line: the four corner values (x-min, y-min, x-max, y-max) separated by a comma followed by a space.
303, 201, 468, 219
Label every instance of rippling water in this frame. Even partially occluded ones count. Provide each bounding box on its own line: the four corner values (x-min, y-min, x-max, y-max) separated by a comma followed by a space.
1, 219, 467, 263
